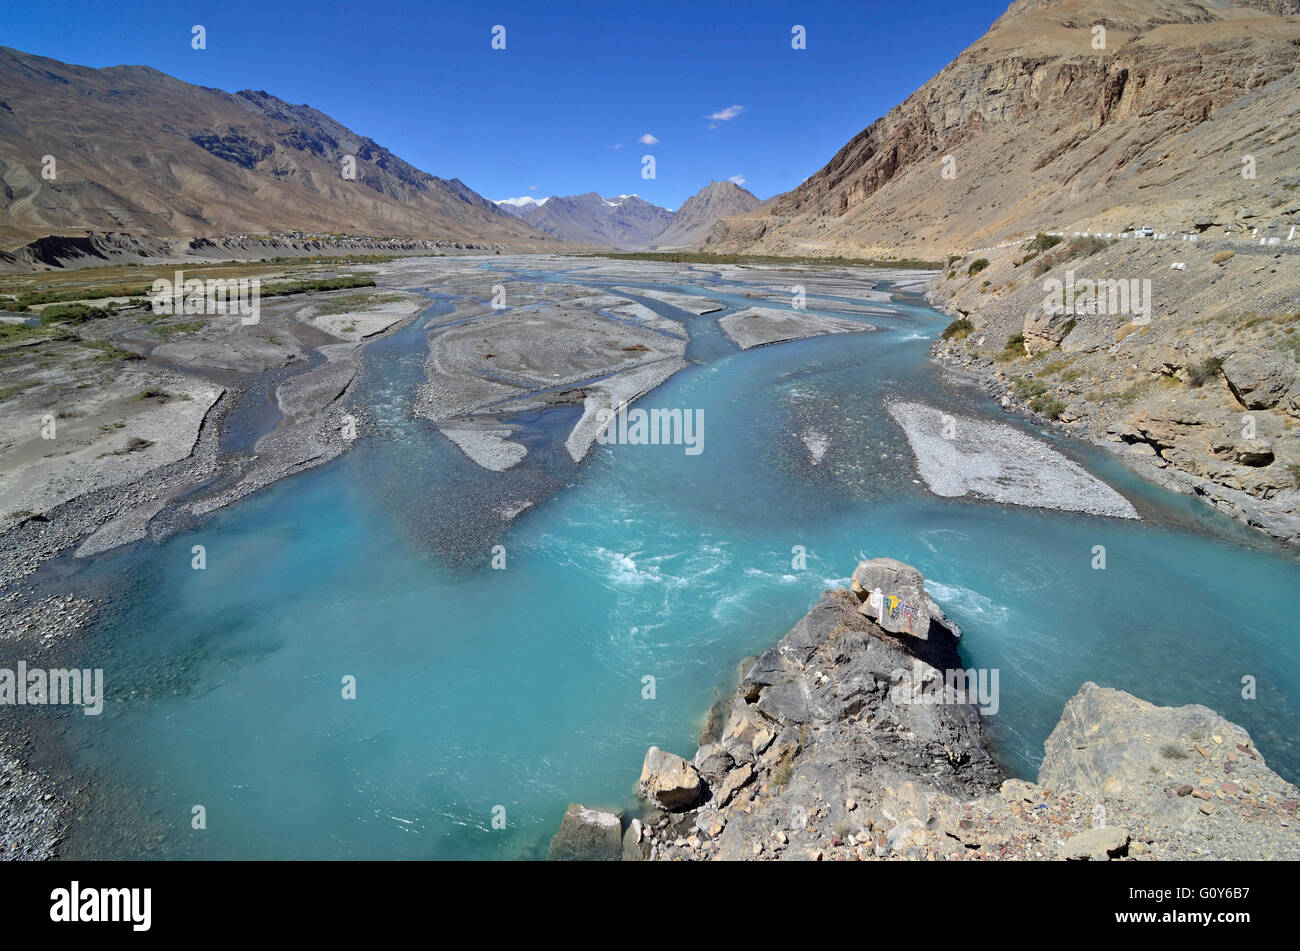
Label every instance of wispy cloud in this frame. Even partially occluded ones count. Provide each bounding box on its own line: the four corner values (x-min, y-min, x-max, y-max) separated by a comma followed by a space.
611, 142, 624, 150
706, 105, 745, 129
638, 133, 659, 145
729, 175, 747, 186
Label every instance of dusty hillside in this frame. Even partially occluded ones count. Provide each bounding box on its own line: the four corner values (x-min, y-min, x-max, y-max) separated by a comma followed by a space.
0, 47, 557, 250
704, 0, 1300, 258
648, 181, 760, 249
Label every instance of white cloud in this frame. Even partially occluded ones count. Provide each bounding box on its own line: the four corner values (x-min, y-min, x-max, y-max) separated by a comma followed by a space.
611, 142, 624, 150
729, 175, 747, 186
706, 105, 745, 123
638, 133, 659, 145
496, 196, 549, 208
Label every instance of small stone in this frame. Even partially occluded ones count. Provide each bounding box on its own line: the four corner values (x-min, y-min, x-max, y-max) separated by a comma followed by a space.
1176, 785, 1193, 797
1222, 781, 1241, 796
1199, 802, 1215, 815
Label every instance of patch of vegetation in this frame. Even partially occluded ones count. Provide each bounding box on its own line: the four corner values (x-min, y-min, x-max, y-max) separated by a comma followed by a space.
966, 258, 990, 277
262, 275, 377, 297
1067, 236, 1114, 258
771, 762, 793, 788
1001, 333, 1026, 359
0, 381, 37, 401
151, 320, 208, 338
15, 284, 153, 310
133, 387, 171, 402
1289, 463, 1300, 490
1014, 376, 1048, 400
38, 303, 115, 325
78, 340, 143, 361
0, 322, 54, 343
1023, 233, 1064, 254
1188, 356, 1224, 387
313, 292, 408, 316
1037, 358, 1071, 377
1030, 395, 1067, 419
941, 317, 974, 341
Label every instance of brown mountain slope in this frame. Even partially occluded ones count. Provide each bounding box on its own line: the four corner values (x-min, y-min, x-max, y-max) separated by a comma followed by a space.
648, 180, 760, 249
705, 0, 1300, 257
0, 47, 557, 250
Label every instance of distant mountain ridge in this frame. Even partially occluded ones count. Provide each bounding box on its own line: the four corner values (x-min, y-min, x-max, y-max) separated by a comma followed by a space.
498, 192, 674, 249
0, 47, 557, 250
497, 181, 760, 250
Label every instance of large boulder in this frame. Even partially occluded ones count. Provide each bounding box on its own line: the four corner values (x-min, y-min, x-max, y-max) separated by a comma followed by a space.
1220, 350, 1297, 414
547, 803, 623, 861
693, 742, 735, 783
719, 699, 775, 765
639, 746, 703, 810
1022, 308, 1076, 356
850, 558, 931, 639
1040, 682, 1254, 799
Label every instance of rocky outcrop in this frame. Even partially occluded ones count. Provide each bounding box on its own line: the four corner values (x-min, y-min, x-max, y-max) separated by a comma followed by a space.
638, 747, 702, 811
547, 803, 624, 861
557, 558, 1300, 860
928, 236, 1300, 546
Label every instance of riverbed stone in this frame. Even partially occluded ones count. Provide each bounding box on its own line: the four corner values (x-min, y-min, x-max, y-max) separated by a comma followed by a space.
547, 803, 623, 861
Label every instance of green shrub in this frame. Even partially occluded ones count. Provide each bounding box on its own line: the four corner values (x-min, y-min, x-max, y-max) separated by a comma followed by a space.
1030, 395, 1067, 419
1023, 233, 1064, 254
942, 317, 974, 341
1188, 356, 1224, 387
1014, 377, 1047, 399
967, 258, 990, 277
1067, 236, 1113, 258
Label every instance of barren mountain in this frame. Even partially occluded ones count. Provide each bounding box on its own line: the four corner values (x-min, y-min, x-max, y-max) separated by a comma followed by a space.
0, 47, 557, 250
501, 192, 674, 249
647, 180, 760, 249
705, 0, 1300, 258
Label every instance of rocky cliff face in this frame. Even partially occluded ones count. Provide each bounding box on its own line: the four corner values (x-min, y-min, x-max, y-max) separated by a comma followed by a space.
552, 559, 1300, 861
927, 234, 1300, 546
0, 47, 555, 249
703, 0, 1300, 259
647, 181, 760, 250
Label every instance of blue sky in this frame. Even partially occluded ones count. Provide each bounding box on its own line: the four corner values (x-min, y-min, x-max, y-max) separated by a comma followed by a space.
3, 0, 1009, 209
